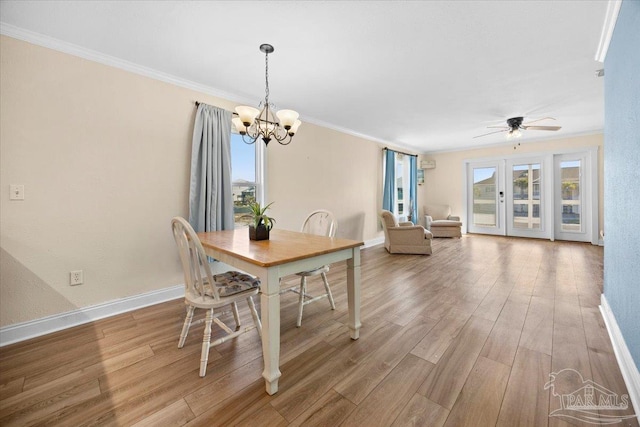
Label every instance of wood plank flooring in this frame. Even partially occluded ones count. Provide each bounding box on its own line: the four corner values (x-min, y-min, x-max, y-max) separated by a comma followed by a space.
1, 235, 638, 426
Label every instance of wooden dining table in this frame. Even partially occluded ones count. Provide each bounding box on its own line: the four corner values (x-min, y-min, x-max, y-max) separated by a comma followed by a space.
197, 228, 363, 395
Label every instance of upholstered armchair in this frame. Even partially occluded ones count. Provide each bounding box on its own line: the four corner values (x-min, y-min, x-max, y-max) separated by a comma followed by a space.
380, 210, 433, 255
424, 204, 462, 238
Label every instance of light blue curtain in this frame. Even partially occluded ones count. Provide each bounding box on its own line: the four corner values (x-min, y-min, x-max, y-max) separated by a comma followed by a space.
409, 155, 418, 223
189, 104, 234, 232
382, 149, 396, 212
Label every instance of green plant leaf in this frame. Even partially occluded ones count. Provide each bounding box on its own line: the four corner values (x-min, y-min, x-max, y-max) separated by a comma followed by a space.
248, 202, 275, 230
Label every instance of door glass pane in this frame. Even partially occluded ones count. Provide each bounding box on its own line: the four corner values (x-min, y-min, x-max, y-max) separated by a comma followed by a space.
561, 160, 581, 231
473, 167, 497, 227
512, 163, 541, 229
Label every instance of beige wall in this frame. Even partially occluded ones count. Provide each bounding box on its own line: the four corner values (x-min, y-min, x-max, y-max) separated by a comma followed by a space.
0, 36, 386, 327
266, 123, 384, 243
418, 133, 604, 234
0, 35, 604, 329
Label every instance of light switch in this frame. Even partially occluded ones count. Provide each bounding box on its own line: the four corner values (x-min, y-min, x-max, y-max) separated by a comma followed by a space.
10, 185, 24, 200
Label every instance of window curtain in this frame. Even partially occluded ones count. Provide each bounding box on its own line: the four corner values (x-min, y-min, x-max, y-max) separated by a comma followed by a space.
382, 149, 396, 212
409, 155, 418, 223
189, 104, 234, 232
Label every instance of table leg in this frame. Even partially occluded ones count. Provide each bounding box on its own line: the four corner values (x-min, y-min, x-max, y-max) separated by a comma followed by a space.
260, 268, 282, 395
346, 247, 361, 340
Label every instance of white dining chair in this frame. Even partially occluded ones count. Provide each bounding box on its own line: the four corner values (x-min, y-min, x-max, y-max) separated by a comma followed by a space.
171, 217, 262, 377
282, 210, 337, 327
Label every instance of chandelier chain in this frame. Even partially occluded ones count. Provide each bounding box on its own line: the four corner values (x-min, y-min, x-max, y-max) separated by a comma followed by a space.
264, 50, 270, 106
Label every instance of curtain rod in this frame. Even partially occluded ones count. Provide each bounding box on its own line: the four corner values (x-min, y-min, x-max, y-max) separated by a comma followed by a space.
383, 147, 418, 157
195, 101, 238, 116
195, 101, 218, 108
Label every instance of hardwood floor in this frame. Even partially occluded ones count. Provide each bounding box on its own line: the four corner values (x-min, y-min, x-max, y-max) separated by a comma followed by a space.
1, 235, 637, 426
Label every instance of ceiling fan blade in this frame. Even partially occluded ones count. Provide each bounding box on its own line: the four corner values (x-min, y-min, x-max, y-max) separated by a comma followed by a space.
522, 117, 556, 126
522, 125, 562, 131
473, 129, 508, 139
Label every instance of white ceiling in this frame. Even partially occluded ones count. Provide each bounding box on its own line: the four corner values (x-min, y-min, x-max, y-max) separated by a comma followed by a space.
0, 1, 608, 153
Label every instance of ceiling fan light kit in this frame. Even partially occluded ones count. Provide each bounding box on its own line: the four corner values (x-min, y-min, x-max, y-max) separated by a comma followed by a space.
232, 44, 301, 146
506, 117, 523, 139
507, 129, 522, 139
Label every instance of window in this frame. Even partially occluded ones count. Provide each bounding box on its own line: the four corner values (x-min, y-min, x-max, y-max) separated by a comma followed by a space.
231, 133, 264, 228
382, 149, 416, 222
395, 154, 410, 220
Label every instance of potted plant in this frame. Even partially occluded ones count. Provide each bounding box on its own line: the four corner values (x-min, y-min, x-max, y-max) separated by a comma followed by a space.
248, 201, 275, 241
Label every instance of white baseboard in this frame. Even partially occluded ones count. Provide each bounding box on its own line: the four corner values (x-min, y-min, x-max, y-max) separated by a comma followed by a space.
0, 242, 386, 347
600, 294, 640, 419
0, 284, 184, 347
364, 236, 384, 248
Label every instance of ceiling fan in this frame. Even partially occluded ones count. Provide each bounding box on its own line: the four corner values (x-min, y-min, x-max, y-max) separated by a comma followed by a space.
473, 117, 562, 139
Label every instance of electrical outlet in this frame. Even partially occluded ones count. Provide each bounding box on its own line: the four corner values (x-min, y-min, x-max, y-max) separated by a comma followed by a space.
70, 270, 83, 285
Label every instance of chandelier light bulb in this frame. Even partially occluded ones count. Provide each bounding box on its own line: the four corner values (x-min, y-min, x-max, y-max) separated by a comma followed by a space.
276, 109, 299, 130
235, 106, 260, 127
232, 117, 247, 135
289, 120, 302, 136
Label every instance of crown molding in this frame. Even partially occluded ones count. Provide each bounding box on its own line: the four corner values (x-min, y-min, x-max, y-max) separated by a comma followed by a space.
595, 0, 622, 62
0, 23, 255, 106
302, 115, 425, 155
1, 23, 408, 152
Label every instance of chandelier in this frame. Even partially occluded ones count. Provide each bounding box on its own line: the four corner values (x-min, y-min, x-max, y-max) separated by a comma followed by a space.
232, 44, 301, 146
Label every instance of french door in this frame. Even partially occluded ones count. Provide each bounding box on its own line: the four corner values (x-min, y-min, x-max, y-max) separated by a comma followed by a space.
465, 149, 597, 243
554, 152, 593, 242
467, 161, 505, 235
505, 157, 549, 239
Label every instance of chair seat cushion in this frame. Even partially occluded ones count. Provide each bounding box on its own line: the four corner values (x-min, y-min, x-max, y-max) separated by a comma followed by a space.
211, 271, 261, 297
430, 219, 463, 227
